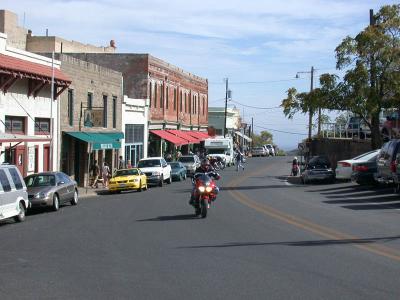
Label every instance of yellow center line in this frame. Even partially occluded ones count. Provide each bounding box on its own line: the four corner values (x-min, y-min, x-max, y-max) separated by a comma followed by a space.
226, 162, 400, 262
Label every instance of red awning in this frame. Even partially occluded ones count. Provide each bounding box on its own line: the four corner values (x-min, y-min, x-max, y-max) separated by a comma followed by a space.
0, 54, 71, 85
187, 131, 211, 141
166, 130, 201, 143
150, 130, 188, 146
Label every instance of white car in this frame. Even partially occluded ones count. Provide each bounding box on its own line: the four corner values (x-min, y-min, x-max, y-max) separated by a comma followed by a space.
137, 157, 172, 187
335, 149, 380, 180
0, 164, 29, 223
264, 144, 275, 156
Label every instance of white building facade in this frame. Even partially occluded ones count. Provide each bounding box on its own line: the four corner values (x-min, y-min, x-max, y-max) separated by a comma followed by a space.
121, 96, 149, 167
0, 33, 70, 176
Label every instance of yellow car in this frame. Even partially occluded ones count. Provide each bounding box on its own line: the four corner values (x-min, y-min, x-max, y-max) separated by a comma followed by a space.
109, 168, 148, 193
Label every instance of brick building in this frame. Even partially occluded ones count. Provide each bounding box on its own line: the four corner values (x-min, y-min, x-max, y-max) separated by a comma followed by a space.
67, 53, 209, 156
50, 54, 123, 187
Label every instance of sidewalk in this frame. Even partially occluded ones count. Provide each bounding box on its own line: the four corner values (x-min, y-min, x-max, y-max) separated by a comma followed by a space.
78, 186, 108, 198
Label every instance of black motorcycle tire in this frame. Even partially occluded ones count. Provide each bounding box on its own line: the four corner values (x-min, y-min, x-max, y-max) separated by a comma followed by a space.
195, 207, 201, 216
200, 199, 208, 218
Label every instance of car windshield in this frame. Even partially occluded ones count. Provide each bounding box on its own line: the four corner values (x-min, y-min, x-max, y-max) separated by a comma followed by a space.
207, 149, 225, 154
352, 150, 378, 160
178, 157, 195, 163
308, 157, 330, 168
24, 175, 56, 187
353, 150, 380, 161
138, 160, 161, 168
115, 169, 139, 176
169, 162, 180, 168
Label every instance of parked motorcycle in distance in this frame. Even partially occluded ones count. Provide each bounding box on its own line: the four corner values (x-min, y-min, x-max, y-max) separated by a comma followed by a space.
192, 172, 220, 218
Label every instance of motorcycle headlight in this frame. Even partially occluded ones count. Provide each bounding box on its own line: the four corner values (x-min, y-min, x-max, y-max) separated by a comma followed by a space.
205, 186, 213, 193
198, 186, 205, 193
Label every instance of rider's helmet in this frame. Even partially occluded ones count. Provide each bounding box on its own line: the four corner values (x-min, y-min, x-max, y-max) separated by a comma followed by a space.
201, 158, 210, 168
294, 156, 298, 161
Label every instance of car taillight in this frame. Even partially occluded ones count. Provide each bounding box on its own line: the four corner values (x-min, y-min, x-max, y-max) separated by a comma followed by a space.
339, 162, 351, 167
390, 161, 397, 173
354, 165, 369, 172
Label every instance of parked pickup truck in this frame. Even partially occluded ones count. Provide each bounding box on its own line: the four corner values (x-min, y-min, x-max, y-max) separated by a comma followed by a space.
137, 157, 172, 187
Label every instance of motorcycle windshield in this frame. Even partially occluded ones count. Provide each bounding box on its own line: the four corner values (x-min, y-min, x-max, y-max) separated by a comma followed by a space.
195, 174, 212, 185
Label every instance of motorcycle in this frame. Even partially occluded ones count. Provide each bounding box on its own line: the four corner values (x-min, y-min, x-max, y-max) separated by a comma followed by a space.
192, 172, 220, 218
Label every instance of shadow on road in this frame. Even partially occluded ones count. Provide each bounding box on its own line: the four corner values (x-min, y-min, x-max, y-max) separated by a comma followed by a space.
177, 235, 400, 249
324, 194, 400, 205
136, 214, 199, 222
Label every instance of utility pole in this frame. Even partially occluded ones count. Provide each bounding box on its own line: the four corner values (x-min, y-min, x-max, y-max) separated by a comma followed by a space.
310, 66, 315, 140
296, 67, 316, 140
251, 117, 253, 151
224, 78, 228, 137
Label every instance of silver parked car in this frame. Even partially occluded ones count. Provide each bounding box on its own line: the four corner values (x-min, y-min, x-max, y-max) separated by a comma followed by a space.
24, 172, 78, 211
178, 155, 200, 177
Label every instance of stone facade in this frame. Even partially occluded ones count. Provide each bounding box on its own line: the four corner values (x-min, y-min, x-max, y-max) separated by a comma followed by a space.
46, 54, 123, 186
0, 10, 28, 50
0, 9, 115, 53
65, 53, 208, 131
27, 36, 116, 54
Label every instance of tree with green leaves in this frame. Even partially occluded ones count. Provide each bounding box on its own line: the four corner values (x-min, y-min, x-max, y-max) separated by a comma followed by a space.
282, 5, 400, 149
332, 4, 400, 148
252, 130, 273, 147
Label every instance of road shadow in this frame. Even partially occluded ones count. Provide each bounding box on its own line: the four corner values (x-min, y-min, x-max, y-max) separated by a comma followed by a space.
342, 202, 400, 210
136, 214, 199, 222
324, 189, 395, 199
324, 194, 400, 205
177, 235, 400, 249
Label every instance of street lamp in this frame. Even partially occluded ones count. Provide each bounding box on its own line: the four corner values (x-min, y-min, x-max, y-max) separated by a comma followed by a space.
295, 66, 316, 140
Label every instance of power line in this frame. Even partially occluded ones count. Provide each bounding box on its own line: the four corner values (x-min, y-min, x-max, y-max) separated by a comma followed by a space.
229, 99, 281, 110
209, 78, 305, 85
254, 125, 308, 136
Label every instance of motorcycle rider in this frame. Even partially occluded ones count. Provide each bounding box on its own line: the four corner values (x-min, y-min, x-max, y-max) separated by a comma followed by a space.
189, 158, 220, 206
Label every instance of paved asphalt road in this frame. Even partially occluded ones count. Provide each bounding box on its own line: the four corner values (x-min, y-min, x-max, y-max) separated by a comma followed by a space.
1, 157, 400, 299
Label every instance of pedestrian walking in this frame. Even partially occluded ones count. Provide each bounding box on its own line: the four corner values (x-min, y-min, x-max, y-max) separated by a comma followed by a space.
235, 149, 244, 172
102, 162, 110, 188
91, 160, 100, 188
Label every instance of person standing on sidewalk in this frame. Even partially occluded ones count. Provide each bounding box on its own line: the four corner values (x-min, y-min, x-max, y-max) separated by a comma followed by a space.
235, 149, 244, 172
102, 162, 110, 188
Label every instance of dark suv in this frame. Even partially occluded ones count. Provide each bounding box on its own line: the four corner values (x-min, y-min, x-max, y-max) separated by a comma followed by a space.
375, 140, 400, 185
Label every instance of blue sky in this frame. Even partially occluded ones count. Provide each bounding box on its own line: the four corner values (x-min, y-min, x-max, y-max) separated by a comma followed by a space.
2, 0, 398, 149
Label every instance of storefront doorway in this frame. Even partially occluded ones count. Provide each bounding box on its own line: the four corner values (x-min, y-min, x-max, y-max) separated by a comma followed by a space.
125, 144, 143, 167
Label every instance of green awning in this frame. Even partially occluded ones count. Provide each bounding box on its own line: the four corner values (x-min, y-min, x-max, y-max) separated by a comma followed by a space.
65, 132, 123, 150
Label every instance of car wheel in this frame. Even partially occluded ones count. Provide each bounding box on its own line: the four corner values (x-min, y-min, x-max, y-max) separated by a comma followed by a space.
159, 176, 164, 187
138, 180, 143, 192
70, 190, 78, 205
14, 201, 26, 222
52, 194, 60, 211
167, 174, 172, 184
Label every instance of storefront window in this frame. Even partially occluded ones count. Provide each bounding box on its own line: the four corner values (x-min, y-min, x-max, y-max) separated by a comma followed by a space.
5, 116, 25, 134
